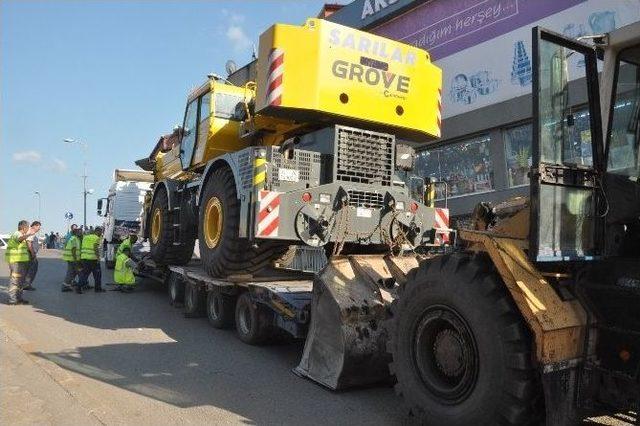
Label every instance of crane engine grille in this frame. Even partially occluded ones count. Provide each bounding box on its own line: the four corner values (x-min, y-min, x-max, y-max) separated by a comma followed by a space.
335, 127, 394, 187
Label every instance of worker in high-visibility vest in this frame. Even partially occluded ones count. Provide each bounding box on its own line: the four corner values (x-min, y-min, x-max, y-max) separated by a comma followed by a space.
114, 247, 137, 292
61, 226, 82, 292
116, 233, 138, 258
5, 220, 36, 305
78, 227, 104, 294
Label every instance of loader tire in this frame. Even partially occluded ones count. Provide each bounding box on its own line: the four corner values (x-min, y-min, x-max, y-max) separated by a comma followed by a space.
183, 280, 205, 318
167, 272, 184, 306
387, 253, 543, 425
149, 187, 195, 266
234, 292, 272, 345
206, 289, 236, 329
198, 166, 287, 278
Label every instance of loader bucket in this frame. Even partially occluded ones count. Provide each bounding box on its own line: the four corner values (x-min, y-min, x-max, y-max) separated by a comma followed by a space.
295, 255, 418, 390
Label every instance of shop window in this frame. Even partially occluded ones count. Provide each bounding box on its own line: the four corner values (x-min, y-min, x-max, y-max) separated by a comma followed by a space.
415, 135, 494, 199
504, 123, 532, 187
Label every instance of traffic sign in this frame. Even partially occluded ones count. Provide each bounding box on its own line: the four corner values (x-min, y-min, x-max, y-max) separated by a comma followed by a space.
64, 212, 74, 220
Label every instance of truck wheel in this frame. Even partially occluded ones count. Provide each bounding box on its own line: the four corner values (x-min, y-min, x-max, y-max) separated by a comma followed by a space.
149, 187, 195, 266
167, 272, 184, 306
206, 289, 236, 329
387, 253, 543, 425
198, 166, 287, 277
234, 292, 272, 345
183, 280, 205, 318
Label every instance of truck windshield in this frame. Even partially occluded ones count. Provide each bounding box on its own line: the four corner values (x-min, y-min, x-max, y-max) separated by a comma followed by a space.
607, 45, 640, 179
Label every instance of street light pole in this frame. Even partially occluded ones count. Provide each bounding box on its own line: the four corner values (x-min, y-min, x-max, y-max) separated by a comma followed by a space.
63, 138, 89, 229
34, 191, 41, 220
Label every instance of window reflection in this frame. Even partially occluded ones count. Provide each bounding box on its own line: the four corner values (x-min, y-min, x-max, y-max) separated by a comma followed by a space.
504, 123, 532, 187
415, 135, 494, 199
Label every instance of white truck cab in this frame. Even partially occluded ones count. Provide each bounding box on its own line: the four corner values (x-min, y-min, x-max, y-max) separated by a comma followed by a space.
98, 169, 153, 268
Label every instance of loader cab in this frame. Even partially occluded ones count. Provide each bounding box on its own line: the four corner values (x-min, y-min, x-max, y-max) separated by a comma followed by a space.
531, 24, 640, 262
178, 79, 251, 171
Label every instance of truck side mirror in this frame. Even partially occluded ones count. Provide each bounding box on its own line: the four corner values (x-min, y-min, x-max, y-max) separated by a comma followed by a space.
97, 198, 107, 216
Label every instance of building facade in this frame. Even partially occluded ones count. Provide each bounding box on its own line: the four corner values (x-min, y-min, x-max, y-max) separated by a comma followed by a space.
328, 0, 640, 222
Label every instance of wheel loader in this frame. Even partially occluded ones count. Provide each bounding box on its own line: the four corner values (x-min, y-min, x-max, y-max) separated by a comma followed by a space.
381, 24, 640, 424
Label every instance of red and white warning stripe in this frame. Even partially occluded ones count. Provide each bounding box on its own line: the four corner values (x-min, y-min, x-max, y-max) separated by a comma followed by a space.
266, 48, 284, 107
257, 190, 281, 237
434, 207, 450, 244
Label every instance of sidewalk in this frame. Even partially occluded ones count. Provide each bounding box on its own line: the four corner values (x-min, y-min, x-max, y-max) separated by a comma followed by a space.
0, 328, 101, 426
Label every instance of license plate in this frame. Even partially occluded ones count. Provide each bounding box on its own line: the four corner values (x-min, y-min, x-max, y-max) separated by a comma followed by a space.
356, 207, 372, 218
278, 168, 299, 182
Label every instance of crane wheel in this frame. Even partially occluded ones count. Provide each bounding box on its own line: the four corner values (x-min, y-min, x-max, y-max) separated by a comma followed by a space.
206, 289, 236, 329
386, 253, 543, 425
234, 292, 272, 345
198, 166, 287, 278
183, 280, 206, 318
149, 187, 195, 265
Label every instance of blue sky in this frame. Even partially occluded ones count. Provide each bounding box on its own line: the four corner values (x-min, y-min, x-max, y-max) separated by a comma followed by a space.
1, 0, 335, 234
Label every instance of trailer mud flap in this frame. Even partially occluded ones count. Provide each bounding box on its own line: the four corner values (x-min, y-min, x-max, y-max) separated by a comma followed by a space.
294, 255, 418, 390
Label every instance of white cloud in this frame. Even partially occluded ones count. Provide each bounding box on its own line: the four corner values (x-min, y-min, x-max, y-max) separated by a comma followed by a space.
226, 25, 252, 53
222, 9, 245, 24
12, 150, 42, 164
48, 157, 67, 173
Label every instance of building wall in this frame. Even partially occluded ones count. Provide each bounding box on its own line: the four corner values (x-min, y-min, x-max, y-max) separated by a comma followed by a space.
328, 0, 640, 220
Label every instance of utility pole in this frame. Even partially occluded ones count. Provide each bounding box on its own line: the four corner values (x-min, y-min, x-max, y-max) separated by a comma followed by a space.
63, 138, 90, 229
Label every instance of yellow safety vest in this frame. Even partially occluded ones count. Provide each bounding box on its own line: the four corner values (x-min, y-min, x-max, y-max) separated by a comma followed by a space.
5, 231, 30, 263
80, 234, 100, 260
114, 253, 135, 285
63, 235, 80, 262
117, 237, 131, 255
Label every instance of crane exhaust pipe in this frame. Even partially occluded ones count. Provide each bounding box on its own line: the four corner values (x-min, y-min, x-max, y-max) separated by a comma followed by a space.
294, 255, 419, 390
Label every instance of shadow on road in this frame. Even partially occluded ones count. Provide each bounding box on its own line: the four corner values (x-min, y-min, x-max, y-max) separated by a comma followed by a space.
0, 254, 402, 424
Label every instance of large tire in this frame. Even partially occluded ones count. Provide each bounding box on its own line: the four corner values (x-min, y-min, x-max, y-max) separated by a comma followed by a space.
183, 280, 205, 318
198, 167, 287, 277
234, 292, 272, 345
387, 253, 543, 425
167, 272, 184, 306
206, 289, 236, 329
149, 187, 195, 266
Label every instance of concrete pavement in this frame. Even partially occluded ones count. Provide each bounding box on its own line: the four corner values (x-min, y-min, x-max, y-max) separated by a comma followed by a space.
0, 250, 403, 425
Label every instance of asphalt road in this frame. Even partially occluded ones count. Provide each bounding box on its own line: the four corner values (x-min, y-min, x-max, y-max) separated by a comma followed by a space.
0, 250, 404, 425
0, 251, 631, 425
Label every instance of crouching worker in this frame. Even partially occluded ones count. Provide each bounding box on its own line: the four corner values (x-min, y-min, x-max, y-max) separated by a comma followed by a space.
114, 247, 137, 292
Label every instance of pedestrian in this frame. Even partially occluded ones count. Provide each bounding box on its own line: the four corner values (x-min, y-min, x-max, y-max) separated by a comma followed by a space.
5, 220, 36, 305
62, 226, 82, 292
114, 247, 137, 292
24, 221, 42, 291
43, 233, 49, 250
78, 227, 104, 294
49, 233, 57, 249
55, 232, 61, 249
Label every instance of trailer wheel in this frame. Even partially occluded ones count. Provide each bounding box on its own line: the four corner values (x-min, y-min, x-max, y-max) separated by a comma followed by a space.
167, 272, 184, 306
183, 280, 205, 318
206, 289, 236, 329
387, 253, 543, 425
198, 166, 287, 278
234, 292, 272, 345
149, 186, 195, 266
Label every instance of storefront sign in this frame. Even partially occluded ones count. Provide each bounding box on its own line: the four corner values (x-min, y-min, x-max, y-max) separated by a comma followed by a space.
374, 0, 586, 60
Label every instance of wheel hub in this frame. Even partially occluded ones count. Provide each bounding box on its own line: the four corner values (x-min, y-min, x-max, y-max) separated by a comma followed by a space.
413, 305, 479, 404
151, 208, 162, 244
204, 197, 223, 249
433, 329, 464, 377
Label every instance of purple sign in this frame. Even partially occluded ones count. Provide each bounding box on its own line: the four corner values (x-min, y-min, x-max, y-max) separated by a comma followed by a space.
373, 0, 586, 60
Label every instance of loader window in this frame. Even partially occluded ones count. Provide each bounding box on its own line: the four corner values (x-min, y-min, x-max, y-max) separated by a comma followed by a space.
214, 93, 244, 120
538, 39, 594, 167
200, 92, 211, 123
179, 99, 198, 170
607, 47, 640, 178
